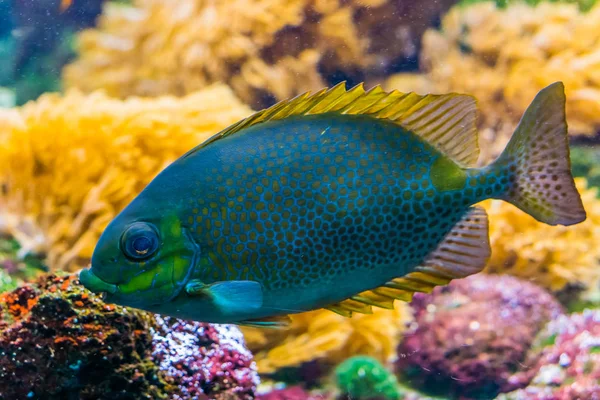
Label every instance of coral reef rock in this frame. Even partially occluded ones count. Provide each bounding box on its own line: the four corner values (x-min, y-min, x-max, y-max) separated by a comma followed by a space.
396, 274, 563, 400
499, 309, 600, 400
0, 84, 252, 273
482, 178, 600, 295
64, 0, 457, 108
0, 273, 258, 399
385, 1, 600, 163
242, 302, 411, 374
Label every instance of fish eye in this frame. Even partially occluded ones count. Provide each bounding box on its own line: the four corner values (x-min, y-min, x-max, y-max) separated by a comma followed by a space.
120, 222, 159, 261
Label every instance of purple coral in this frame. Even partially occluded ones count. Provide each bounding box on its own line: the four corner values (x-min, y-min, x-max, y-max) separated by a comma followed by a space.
500, 310, 600, 400
0, 274, 258, 399
396, 274, 564, 399
152, 316, 258, 399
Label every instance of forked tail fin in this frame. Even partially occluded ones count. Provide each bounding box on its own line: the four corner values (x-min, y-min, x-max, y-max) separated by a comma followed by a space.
492, 82, 586, 226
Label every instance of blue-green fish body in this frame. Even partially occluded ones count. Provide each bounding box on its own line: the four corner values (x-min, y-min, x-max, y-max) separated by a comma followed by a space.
80, 82, 586, 327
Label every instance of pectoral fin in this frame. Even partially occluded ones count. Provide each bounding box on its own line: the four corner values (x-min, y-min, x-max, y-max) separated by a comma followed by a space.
185, 279, 264, 313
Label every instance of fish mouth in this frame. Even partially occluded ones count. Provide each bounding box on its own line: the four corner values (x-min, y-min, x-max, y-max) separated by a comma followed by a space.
79, 268, 118, 296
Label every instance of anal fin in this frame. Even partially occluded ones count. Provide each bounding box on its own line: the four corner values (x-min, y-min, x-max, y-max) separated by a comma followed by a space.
324, 206, 490, 317
414, 205, 490, 280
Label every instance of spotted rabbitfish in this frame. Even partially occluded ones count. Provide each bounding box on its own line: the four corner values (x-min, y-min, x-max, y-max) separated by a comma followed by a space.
79, 82, 586, 328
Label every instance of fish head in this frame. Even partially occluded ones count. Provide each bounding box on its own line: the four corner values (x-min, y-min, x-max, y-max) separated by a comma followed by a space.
79, 209, 199, 309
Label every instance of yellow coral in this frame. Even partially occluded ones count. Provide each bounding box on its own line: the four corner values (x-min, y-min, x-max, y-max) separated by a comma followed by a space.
481, 178, 600, 292
385, 2, 600, 163
0, 84, 252, 271
241, 304, 411, 374
64, 0, 455, 108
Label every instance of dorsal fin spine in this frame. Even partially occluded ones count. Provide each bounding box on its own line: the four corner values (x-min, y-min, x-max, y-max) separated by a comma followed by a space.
310, 83, 349, 113
333, 84, 367, 113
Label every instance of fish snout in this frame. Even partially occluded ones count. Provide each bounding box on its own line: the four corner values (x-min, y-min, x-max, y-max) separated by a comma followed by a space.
79, 268, 118, 296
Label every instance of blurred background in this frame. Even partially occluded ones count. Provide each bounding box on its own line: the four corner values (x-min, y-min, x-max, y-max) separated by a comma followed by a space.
2, 1, 600, 399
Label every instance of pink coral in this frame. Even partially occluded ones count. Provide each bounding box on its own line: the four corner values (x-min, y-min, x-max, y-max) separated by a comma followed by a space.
396, 274, 564, 399
152, 316, 258, 400
500, 310, 600, 400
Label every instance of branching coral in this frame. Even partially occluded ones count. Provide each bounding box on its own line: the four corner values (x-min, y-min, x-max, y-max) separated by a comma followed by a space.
0, 84, 252, 272
241, 304, 411, 375
63, 0, 456, 108
385, 1, 600, 163
481, 178, 600, 293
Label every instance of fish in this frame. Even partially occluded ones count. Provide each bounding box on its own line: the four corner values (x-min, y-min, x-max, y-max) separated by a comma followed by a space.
79, 81, 586, 328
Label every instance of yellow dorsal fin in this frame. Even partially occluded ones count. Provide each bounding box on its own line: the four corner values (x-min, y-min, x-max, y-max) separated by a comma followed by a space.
183, 82, 480, 167
324, 206, 490, 317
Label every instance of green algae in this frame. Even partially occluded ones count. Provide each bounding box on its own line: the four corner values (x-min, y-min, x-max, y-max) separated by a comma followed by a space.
0, 235, 47, 293
571, 146, 600, 195
335, 356, 404, 400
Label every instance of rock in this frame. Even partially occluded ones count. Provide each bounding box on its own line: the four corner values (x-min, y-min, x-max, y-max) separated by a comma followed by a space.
0, 273, 258, 399
396, 274, 564, 399
499, 310, 600, 400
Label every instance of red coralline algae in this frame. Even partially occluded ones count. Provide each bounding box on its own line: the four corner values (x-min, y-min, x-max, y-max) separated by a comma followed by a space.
0, 273, 163, 399
500, 310, 600, 400
396, 274, 564, 400
151, 316, 257, 400
0, 273, 258, 399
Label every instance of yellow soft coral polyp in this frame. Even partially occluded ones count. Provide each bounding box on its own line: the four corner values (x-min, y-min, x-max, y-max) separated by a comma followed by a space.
64, 0, 456, 108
